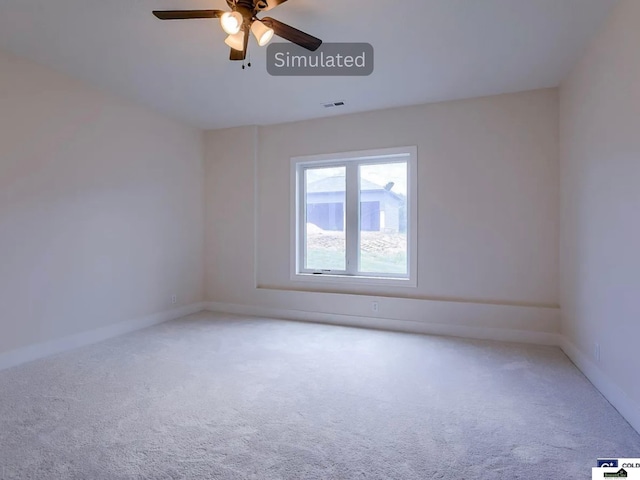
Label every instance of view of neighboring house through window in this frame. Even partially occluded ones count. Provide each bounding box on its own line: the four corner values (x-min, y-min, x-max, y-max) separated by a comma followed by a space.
292, 146, 417, 286
304, 166, 346, 271
359, 162, 408, 275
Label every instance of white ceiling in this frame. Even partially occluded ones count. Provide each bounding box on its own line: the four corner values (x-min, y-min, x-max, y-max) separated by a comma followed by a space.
0, 0, 618, 129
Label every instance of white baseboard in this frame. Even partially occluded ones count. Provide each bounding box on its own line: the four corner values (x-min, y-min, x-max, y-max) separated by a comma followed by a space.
204, 301, 562, 346
0, 302, 207, 372
561, 338, 640, 435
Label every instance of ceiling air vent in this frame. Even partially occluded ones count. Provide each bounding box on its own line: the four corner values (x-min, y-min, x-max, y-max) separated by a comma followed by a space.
323, 101, 346, 109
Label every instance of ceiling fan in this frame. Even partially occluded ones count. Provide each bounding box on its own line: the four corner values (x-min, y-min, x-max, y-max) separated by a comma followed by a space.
153, 0, 323, 62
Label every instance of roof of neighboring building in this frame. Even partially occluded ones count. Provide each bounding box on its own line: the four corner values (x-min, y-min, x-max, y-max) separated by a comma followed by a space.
307, 175, 402, 200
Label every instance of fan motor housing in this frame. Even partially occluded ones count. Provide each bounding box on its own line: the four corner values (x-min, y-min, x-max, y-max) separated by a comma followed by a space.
228, 0, 270, 14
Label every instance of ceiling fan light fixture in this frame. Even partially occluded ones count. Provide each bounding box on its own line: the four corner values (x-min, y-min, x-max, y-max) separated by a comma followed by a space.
251, 20, 275, 47
224, 31, 245, 51
220, 11, 243, 35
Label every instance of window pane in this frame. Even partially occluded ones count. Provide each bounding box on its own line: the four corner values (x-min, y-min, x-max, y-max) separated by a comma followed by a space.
304, 166, 346, 271
359, 162, 408, 275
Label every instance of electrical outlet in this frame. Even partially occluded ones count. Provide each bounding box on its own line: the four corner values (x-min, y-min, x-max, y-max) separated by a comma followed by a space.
371, 301, 379, 313
171, 295, 177, 305
594, 343, 601, 362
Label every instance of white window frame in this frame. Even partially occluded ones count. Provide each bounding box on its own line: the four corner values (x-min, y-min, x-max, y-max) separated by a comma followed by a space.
290, 146, 418, 288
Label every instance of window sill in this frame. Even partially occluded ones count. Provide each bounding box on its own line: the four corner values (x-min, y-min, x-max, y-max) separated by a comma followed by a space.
292, 272, 417, 288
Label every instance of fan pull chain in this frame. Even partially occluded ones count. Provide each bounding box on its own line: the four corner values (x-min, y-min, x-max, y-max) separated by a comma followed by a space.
242, 51, 252, 70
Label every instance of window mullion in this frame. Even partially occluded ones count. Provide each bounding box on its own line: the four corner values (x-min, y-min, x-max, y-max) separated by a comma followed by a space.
345, 162, 359, 275
299, 166, 307, 271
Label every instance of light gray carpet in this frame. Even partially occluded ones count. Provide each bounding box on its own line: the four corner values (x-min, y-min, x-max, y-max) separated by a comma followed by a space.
0, 312, 638, 479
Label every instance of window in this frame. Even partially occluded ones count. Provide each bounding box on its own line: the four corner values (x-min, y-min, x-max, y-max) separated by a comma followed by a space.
291, 146, 417, 287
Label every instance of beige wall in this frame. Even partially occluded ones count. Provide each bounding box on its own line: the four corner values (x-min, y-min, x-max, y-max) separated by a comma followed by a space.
205, 89, 561, 337
0, 48, 205, 355
559, 0, 640, 428
204, 126, 257, 302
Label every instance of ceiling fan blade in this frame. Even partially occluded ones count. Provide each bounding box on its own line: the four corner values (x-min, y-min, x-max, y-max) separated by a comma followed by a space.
254, 0, 288, 12
153, 10, 224, 20
261, 17, 322, 51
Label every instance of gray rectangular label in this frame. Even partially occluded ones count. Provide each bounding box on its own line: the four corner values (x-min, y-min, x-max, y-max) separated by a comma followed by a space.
267, 43, 374, 76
